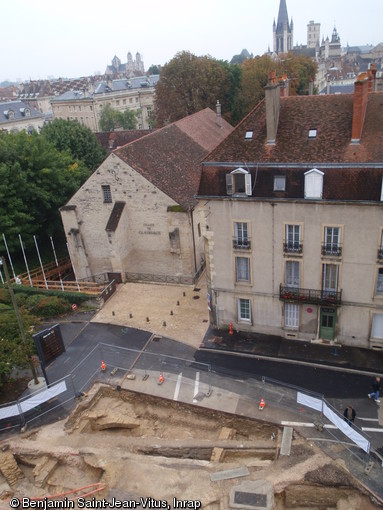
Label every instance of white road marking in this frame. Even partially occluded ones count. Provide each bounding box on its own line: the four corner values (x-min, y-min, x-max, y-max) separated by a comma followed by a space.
173, 372, 182, 401
193, 372, 200, 403
361, 427, 383, 432
357, 417, 379, 422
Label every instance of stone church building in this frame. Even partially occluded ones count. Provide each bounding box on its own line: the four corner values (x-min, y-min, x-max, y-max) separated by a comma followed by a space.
60, 107, 233, 284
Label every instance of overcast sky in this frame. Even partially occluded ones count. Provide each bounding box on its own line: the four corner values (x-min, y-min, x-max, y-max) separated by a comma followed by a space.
2, 0, 382, 83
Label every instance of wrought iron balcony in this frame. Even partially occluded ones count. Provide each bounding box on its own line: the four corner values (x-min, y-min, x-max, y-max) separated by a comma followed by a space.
283, 241, 303, 254
280, 284, 342, 306
378, 247, 383, 260
321, 243, 342, 257
233, 238, 251, 250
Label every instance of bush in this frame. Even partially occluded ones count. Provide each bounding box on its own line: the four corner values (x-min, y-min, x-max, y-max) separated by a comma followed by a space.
25, 295, 72, 318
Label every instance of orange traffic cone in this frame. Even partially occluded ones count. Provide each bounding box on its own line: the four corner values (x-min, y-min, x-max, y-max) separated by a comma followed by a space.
101, 360, 106, 371
158, 372, 164, 385
259, 397, 265, 411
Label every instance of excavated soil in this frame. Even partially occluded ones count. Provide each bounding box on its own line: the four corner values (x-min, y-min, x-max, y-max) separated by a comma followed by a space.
0, 386, 381, 510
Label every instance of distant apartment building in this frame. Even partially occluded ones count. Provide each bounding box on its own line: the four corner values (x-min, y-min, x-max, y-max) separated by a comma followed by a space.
197, 69, 383, 350
50, 75, 159, 132
0, 100, 45, 133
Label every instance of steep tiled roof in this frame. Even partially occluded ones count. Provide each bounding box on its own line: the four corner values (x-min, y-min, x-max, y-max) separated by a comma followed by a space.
95, 130, 153, 151
205, 93, 383, 164
199, 90, 383, 202
115, 108, 233, 209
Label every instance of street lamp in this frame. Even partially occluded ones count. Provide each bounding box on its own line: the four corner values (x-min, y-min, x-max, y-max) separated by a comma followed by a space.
0, 256, 39, 385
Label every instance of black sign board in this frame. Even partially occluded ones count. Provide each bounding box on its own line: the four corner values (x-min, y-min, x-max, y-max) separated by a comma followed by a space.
33, 324, 65, 365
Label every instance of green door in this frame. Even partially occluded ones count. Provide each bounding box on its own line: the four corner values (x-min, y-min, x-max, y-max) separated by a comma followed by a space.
320, 308, 336, 340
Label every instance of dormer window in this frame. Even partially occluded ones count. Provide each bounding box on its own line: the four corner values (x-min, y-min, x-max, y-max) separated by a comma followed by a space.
226, 167, 252, 196
274, 175, 286, 191
5, 109, 15, 119
245, 131, 253, 140
304, 168, 324, 199
308, 129, 317, 138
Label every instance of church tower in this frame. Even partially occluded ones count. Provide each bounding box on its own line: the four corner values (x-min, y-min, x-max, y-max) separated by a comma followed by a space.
273, 0, 294, 55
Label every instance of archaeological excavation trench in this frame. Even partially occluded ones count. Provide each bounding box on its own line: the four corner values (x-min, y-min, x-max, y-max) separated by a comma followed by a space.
0, 386, 381, 509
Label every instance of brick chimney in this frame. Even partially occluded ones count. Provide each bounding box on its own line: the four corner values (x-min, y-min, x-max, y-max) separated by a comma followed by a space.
351, 73, 369, 143
368, 63, 377, 92
265, 70, 280, 144
279, 74, 289, 97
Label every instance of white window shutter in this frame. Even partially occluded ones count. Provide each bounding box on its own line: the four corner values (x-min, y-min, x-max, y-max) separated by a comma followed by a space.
245, 173, 252, 196
226, 174, 234, 195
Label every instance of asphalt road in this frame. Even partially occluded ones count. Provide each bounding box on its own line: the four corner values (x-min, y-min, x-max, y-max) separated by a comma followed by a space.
41, 320, 382, 448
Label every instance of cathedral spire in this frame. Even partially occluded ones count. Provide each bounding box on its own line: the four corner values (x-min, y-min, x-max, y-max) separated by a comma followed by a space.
277, 0, 289, 31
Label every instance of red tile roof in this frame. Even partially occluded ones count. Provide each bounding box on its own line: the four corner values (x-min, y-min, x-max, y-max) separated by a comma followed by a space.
204, 93, 383, 164
115, 108, 233, 208
198, 91, 383, 201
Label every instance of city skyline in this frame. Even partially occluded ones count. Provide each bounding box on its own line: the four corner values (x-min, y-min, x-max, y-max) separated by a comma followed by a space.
1, 0, 383, 83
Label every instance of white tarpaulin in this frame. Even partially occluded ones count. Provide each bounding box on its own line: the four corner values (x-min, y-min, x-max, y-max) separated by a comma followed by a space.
296, 391, 370, 453
323, 403, 370, 453
0, 380, 67, 420
297, 392, 323, 412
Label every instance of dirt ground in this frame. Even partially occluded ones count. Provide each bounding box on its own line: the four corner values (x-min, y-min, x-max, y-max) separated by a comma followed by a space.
0, 386, 381, 510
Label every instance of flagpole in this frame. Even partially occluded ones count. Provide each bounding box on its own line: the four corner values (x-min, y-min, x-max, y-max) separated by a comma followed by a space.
2, 233, 16, 280
33, 235, 48, 290
66, 242, 80, 292
50, 236, 64, 291
19, 234, 33, 287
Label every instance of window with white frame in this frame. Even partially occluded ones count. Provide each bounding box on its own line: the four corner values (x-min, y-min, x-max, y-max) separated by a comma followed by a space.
226, 168, 252, 196
371, 314, 383, 339
102, 185, 112, 203
274, 175, 286, 191
235, 257, 250, 282
238, 298, 251, 322
234, 222, 250, 249
285, 261, 300, 288
285, 303, 299, 328
376, 268, 383, 294
285, 225, 302, 253
323, 226, 341, 255
322, 264, 338, 295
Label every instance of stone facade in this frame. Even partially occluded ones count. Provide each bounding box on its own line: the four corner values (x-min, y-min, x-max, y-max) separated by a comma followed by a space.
51, 76, 159, 132
61, 154, 202, 283
197, 70, 383, 349
61, 108, 233, 285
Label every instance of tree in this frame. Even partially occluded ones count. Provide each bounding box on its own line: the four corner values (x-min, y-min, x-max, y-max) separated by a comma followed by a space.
0, 130, 90, 251
0, 303, 37, 387
239, 54, 318, 119
40, 119, 106, 171
147, 64, 161, 75
99, 104, 138, 131
153, 51, 233, 126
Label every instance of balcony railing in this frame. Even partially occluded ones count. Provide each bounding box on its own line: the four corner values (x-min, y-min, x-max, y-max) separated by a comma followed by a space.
283, 241, 303, 254
321, 243, 342, 257
280, 284, 342, 306
233, 238, 251, 250
378, 247, 383, 260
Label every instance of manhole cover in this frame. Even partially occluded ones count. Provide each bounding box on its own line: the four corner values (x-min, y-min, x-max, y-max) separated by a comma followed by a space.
193, 296, 200, 300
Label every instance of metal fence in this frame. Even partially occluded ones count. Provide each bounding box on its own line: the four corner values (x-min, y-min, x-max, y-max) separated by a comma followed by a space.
0, 343, 212, 434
